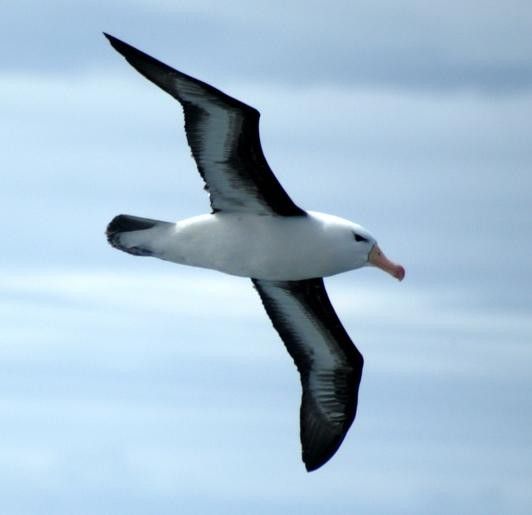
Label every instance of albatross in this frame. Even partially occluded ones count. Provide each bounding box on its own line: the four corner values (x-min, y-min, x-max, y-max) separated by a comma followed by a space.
104, 33, 405, 472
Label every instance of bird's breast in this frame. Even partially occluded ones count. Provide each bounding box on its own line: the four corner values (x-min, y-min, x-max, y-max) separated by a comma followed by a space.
160, 211, 359, 280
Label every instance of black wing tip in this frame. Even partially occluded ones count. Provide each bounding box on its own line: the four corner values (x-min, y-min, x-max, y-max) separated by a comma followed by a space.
103, 32, 118, 46
302, 444, 341, 472
304, 460, 323, 473
103, 32, 134, 56
301, 408, 356, 472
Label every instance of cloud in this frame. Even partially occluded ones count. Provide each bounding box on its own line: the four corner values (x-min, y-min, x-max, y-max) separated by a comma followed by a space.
2, 4, 532, 512
2, 268, 530, 377
2, 0, 532, 92
1, 267, 531, 513
3, 70, 530, 300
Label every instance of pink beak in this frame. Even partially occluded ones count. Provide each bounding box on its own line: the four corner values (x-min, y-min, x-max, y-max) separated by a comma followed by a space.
368, 244, 405, 281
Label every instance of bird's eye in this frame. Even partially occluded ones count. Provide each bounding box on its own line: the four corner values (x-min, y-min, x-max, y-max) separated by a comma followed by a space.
353, 233, 368, 243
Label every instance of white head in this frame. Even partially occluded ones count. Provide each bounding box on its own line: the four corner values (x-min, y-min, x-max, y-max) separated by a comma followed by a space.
351, 225, 405, 281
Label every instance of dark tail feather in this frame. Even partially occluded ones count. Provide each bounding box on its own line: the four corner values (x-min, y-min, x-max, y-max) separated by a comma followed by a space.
106, 214, 168, 256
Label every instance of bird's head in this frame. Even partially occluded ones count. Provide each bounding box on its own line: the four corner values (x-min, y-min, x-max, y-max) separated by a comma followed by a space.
352, 228, 405, 281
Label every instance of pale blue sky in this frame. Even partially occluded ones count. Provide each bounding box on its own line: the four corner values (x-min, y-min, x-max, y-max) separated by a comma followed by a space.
1, 1, 531, 514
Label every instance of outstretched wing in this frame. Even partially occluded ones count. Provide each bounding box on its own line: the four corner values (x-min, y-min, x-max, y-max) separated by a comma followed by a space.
252, 278, 364, 471
104, 34, 305, 217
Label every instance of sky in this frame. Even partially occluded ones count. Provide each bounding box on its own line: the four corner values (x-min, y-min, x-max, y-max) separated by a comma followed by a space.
1, 1, 531, 513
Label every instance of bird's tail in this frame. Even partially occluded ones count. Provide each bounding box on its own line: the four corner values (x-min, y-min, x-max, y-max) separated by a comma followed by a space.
106, 214, 172, 256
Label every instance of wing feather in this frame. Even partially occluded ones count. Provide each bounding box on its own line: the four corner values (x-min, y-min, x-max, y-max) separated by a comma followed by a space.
252, 278, 364, 471
104, 34, 306, 217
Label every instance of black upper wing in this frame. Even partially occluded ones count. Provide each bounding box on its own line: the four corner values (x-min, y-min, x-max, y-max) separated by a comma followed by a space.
252, 278, 364, 471
105, 34, 306, 217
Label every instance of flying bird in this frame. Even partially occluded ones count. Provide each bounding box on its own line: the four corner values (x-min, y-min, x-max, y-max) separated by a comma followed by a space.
104, 33, 405, 472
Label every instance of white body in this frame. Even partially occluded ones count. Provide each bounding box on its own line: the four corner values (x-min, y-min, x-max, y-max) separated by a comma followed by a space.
121, 211, 373, 281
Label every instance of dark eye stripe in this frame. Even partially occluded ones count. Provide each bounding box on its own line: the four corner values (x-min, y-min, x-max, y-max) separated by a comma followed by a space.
353, 233, 368, 243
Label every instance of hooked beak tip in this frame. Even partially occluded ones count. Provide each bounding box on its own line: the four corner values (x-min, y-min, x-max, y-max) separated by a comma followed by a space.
368, 244, 405, 282
395, 265, 406, 282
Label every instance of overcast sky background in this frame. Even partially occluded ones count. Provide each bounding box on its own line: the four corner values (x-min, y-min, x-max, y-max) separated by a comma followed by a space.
2, 1, 531, 514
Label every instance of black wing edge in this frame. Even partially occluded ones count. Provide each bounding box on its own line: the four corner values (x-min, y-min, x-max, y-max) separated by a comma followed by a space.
103, 33, 307, 218
252, 278, 364, 472
103, 32, 254, 112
